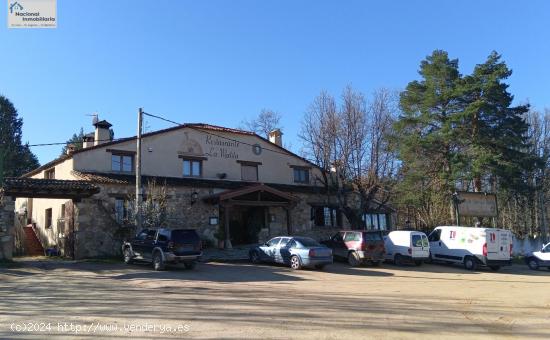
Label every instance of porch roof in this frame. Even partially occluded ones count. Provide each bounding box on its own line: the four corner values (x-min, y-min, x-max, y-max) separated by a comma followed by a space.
1, 178, 100, 199
203, 184, 299, 206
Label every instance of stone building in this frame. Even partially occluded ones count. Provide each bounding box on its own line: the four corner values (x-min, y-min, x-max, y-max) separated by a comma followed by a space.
14, 121, 394, 259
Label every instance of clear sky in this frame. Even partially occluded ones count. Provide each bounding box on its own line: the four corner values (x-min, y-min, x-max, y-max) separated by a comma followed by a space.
1, 1, 549, 164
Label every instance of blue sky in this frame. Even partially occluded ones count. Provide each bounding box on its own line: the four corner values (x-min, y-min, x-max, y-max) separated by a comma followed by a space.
2, 1, 549, 164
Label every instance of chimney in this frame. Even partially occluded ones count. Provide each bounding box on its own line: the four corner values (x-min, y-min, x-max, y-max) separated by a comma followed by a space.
66, 144, 76, 155
268, 129, 283, 147
93, 120, 112, 146
82, 133, 94, 149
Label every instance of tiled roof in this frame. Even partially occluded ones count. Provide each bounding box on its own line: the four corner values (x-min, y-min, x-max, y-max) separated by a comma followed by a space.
1, 178, 100, 199
22, 122, 322, 177
72, 171, 326, 194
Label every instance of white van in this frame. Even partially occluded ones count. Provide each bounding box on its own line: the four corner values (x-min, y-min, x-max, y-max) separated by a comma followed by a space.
384, 231, 429, 266
428, 226, 512, 271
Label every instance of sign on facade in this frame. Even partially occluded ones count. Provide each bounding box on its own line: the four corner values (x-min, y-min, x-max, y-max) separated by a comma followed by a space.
456, 192, 498, 217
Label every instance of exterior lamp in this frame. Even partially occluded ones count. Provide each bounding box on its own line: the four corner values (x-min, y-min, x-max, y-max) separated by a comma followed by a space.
190, 192, 199, 205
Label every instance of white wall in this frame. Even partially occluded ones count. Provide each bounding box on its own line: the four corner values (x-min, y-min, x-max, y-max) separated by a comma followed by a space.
73, 127, 323, 186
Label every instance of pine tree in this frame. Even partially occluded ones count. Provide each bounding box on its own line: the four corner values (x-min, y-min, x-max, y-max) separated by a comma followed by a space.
395, 50, 465, 195
458, 51, 537, 193
0, 95, 40, 181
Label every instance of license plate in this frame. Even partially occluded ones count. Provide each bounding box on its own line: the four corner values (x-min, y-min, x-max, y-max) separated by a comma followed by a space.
177, 244, 194, 252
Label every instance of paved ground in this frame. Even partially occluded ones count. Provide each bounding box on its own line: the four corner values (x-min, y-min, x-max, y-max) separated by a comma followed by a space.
1, 258, 549, 339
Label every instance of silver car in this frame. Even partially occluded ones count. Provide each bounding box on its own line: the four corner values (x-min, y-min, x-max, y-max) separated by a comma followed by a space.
249, 236, 333, 270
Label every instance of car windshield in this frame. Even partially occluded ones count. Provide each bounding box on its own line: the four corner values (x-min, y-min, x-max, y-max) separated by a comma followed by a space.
294, 237, 321, 247
171, 230, 199, 243
364, 232, 382, 241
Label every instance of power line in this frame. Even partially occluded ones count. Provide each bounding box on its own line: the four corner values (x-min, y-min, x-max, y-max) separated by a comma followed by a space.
27, 137, 129, 147
142, 111, 315, 162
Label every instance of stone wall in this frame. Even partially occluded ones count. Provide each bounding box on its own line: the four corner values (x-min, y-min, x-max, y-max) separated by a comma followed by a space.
0, 198, 15, 261
70, 183, 375, 258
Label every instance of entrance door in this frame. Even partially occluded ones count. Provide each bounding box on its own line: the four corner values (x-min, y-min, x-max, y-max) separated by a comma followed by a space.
228, 206, 265, 245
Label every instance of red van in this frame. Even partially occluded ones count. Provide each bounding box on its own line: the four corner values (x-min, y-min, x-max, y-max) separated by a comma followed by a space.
321, 230, 385, 266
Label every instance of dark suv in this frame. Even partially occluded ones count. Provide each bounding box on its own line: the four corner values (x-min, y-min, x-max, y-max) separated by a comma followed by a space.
321, 230, 385, 267
122, 228, 202, 270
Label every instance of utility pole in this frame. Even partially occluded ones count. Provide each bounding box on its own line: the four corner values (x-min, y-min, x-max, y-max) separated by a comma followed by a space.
136, 108, 143, 230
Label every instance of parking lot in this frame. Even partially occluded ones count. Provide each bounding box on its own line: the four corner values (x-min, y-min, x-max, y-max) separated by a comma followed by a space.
1, 258, 549, 339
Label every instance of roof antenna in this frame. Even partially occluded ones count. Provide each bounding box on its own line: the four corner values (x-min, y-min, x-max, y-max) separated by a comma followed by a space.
86, 113, 99, 125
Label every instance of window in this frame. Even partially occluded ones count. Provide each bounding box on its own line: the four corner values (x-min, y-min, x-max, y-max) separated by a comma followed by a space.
136, 230, 149, 240
145, 229, 157, 241
241, 164, 258, 181
266, 238, 281, 247
344, 232, 361, 242
279, 237, 291, 248
364, 232, 383, 241
312, 206, 342, 227
45, 208, 52, 229
293, 168, 309, 184
60, 204, 66, 219
182, 159, 202, 177
44, 168, 55, 179
115, 198, 130, 223
363, 213, 388, 231
428, 229, 442, 242
111, 154, 133, 173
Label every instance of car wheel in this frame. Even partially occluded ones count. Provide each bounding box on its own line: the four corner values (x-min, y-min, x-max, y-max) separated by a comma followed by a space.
527, 257, 539, 270
314, 264, 325, 270
123, 247, 133, 264
489, 265, 501, 271
348, 252, 361, 267
184, 261, 196, 270
414, 260, 423, 266
290, 255, 301, 270
463, 256, 477, 271
153, 252, 165, 271
250, 251, 261, 264
394, 254, 404, 266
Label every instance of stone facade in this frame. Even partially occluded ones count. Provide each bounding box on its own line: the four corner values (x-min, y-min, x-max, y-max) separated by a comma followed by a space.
68, 182, 360, 259
0, 197, 15, 261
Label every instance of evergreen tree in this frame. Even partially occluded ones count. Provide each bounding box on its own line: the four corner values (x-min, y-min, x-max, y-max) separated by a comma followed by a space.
0, 95, 40, 181
60, 127, 86, 155
395, 50, 466, 195
458, 51, 536, 193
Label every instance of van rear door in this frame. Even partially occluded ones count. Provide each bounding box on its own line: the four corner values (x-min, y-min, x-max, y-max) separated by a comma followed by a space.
411, 233, 429, 258
486, 229, 511, 261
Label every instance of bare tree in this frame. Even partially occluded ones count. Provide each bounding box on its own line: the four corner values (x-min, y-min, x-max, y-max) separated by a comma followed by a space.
241, 109, 282, 137
125, 179, 173, 230
300, 86, 399, 227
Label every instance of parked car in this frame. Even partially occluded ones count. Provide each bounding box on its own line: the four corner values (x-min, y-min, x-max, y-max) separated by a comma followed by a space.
321, 230, 385, 267
249, 236, 333, 270
428, 226, 512, 271
526, 242, 550, 270
122, 228, 202, 271
384, 230, 429, 266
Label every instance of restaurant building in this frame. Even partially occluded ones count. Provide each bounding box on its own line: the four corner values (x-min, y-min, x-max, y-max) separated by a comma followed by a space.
15, 120, 394, 258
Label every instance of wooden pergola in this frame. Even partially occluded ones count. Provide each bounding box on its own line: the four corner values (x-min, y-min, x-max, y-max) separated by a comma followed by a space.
204, 184, 299, 249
